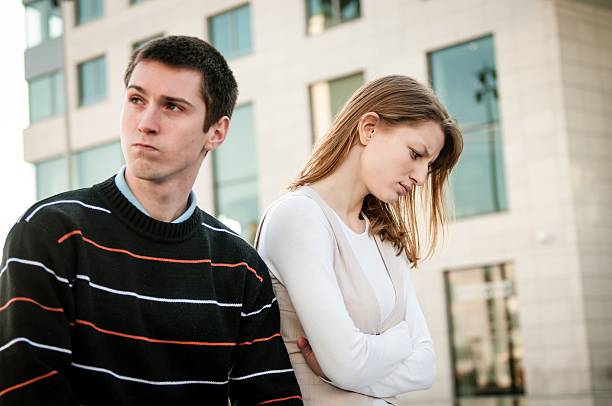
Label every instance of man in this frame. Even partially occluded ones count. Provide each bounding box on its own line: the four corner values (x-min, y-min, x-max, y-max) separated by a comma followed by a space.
0, 36, 302, 405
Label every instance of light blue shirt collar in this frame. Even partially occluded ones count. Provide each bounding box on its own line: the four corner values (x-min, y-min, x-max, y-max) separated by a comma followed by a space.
114, 165, 197, 223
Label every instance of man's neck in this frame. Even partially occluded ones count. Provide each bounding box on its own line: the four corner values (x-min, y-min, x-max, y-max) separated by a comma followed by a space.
124, 170, 193, 223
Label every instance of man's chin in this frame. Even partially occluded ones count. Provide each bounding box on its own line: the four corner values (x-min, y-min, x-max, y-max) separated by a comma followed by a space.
125, 164, 162, 183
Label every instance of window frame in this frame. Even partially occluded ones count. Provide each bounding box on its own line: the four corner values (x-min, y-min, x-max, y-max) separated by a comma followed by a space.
77, 55, 107, 107
443, 263, 525, 400
308, 70, 364, 145
75, 0, 104, 26
28, 69, 64, 123
305, 0, 361, 35
211, 102, 259, 242
207, 3, 253, 60
427, 34, 508, 219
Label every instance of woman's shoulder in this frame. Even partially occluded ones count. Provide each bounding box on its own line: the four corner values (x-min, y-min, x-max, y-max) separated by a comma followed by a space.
260, 190, 333, 243
265, 190, 327, 223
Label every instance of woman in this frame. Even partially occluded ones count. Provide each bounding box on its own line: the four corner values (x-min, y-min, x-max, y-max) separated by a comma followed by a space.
256, 75, 463, 405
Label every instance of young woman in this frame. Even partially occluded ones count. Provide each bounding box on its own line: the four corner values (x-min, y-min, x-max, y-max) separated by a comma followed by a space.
256, 75, 463, 405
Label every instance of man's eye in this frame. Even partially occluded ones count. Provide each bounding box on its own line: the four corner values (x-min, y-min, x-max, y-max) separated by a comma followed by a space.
167, 103, 181, 112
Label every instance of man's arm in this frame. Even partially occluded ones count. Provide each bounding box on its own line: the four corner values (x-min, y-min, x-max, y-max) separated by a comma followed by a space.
227, 254, 302, 406
0, 220, 78, 405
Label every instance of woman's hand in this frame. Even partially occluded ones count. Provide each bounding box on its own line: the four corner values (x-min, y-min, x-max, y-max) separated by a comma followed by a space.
297, 336, 329, 380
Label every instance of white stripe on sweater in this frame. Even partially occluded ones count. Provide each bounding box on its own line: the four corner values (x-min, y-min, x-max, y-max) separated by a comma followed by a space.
0, 337, 72, 355
71, 362, 229, 386
0, 258, 71, 285
75, 274, 242, 307
241, 298, 277, 317
229, 368, 294, 381
201, 222, 241, 237
26, 200, 111, 222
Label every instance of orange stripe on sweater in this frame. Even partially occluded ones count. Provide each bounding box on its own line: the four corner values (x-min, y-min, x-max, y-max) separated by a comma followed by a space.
57, 230, 263, 281
210, 261, 262, 282
75, 319, 237, 347
74, 319, 280, 348
238, 333, 282, 346
0, 370, 58, 398
0, 297, 64, 313
257, 395, 303, 405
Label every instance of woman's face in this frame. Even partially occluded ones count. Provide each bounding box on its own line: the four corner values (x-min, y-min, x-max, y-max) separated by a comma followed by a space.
359, 120, 445, 203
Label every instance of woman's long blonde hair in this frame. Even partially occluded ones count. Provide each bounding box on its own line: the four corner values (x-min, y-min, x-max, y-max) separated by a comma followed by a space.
290, 75, 463, 267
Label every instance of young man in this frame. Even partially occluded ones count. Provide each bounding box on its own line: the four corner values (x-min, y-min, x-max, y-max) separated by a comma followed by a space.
0, 36, 302, 405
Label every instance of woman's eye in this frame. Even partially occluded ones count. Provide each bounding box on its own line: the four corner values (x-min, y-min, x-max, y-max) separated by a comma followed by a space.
129, 96, 142, 104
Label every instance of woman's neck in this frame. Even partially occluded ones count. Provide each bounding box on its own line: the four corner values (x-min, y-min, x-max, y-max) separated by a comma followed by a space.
309, 147, 369, 233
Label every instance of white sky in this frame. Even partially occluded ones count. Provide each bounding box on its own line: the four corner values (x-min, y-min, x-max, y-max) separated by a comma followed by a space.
0, 2, 36, 250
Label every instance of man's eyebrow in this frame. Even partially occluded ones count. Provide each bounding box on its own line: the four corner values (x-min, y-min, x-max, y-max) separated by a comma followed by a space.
127, 84, 147, 94
127, 85, 194, 108
161, 95, 194, 108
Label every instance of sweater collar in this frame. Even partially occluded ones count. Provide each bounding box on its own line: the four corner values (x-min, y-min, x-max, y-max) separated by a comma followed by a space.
114, 165, 198, 223
93, 176, 202, 242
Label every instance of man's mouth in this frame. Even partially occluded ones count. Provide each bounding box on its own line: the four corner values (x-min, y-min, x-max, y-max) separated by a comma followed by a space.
133, 143, 157, 151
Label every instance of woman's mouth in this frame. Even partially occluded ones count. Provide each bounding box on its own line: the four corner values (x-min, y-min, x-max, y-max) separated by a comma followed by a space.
399, 182, 411, 195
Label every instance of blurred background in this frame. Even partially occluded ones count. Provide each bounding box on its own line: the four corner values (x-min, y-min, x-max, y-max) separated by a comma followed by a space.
1, 0, 611, 405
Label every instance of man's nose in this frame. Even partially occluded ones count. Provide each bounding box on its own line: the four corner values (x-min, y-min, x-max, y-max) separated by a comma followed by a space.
137, 106, 160, 135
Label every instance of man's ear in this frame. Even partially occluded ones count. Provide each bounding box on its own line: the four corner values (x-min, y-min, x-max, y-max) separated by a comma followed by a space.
357, 112, 380, 146
203, 116, 230, 152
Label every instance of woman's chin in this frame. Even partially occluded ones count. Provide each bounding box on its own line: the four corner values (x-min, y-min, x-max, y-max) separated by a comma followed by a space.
371, 191, 399, 204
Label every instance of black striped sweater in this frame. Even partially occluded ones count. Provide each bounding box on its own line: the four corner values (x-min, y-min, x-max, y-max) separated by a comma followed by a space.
0, 176, 302, 405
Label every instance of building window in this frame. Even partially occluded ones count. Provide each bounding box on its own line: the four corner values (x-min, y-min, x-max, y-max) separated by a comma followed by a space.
444, 263, 525, 399
132, 33, 164, 51
310, 71, 363, 143
429, 35, 507, 218
306, 0, 361, 35
35, 142, 123, 200
36, 156, 67, 200
76, 0, 104, 25
78, 56, 106, 106
208, 4, 252, 59
28, 70, 64, 123
213, 103, 258, 243
73, 141, 124, 188
25, 0, 63, 48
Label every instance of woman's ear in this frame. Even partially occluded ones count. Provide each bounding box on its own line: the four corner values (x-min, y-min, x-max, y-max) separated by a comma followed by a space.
203, 116, 230, 153
357, 112, 380, 146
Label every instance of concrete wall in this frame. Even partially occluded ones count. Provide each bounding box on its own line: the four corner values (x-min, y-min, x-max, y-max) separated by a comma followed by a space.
556, 1, 612, 405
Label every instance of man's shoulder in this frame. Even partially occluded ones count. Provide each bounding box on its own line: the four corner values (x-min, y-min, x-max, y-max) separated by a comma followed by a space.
197, 209, 258, 257
19, 186, 109, 229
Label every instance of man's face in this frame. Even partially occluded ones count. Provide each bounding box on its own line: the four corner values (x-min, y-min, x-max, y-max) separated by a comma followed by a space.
120, 60, 217, 186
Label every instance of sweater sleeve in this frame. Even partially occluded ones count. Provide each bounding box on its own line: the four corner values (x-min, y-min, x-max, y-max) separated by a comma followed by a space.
227, 252, 303, 405
349, 267, 436, 398
0, 220, 78, 405
258, 196, 413, 390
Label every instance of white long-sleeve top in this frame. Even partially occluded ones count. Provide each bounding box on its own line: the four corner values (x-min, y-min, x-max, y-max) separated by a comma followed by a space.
257, 194, 436, 403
